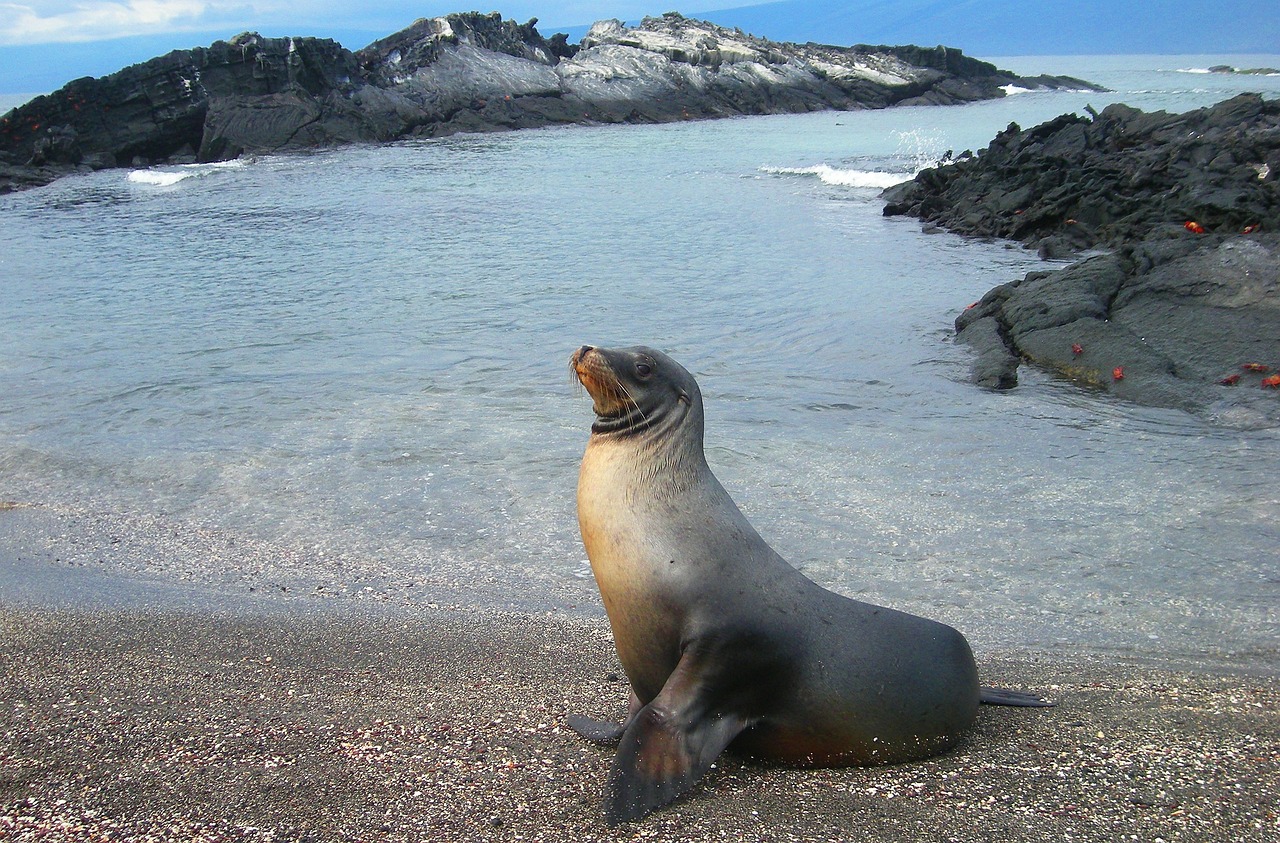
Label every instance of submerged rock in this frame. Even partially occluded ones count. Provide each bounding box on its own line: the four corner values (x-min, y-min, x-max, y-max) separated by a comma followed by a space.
1209, 65, 1280, 76
0, 11, 1099, 193
955, 234, 1280, 416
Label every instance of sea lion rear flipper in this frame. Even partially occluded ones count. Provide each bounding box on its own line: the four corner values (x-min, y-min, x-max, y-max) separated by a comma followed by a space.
605, 654, 751, 824
980, 686, 1056, 707
567, 714, 626, 744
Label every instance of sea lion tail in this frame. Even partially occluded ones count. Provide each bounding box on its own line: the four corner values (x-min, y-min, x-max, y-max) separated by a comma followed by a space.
980, 686, 1056, 707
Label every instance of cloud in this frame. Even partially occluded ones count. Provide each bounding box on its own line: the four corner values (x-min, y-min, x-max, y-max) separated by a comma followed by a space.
0, 1, 273, 45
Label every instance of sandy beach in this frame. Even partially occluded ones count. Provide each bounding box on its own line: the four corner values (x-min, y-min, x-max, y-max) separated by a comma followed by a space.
3, 583, 1278, 841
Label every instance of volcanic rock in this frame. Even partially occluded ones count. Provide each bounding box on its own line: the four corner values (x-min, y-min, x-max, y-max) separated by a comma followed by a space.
882, 94, 1280, 255
0, 11, 1100, 193
897, 95, 1280, 418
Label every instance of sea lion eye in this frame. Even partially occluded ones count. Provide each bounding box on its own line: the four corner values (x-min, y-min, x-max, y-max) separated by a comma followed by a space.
635, 361, 653, 378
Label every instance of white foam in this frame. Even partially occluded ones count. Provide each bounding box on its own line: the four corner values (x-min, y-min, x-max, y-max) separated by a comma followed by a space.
1000, 84, 1034, 95
127, 160, 246, 188
127, 170, 192, 186
762, 164, 912, 190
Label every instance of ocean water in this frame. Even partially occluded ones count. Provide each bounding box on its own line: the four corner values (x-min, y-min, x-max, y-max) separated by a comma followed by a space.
2, 56, 1278, 666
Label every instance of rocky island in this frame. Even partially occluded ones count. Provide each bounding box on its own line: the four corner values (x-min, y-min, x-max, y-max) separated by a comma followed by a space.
883, 93, 1280, 420
0, 11, 1098, 194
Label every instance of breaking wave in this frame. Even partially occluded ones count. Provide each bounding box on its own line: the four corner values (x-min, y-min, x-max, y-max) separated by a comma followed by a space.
760, 164, 912, 190
127, 160, 247, 187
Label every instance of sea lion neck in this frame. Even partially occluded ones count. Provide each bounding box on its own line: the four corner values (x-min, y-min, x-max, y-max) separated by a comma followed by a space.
589, 394, 701, 444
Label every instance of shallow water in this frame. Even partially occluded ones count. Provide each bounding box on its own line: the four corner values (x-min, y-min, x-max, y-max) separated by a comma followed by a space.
1, 56, 1277, 664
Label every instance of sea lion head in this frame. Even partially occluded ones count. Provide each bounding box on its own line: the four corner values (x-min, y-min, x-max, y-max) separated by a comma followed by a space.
570, 345, 703, 437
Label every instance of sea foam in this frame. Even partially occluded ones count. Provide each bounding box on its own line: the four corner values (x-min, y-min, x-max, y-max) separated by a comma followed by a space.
127, 160, 246, 187
761, 164, 911, 190
127, 170, 192, 186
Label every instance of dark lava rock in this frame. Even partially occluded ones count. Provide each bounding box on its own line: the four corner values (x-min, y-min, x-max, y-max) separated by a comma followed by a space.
0, 31, 367, 190
0, 11, 1101, 194
883, 93, 1280, 254
886, 94, 1280, 419
954, 233, 1280, 419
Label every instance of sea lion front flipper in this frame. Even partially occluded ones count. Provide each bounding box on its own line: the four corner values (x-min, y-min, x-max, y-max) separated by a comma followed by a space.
604, 654, 751, 824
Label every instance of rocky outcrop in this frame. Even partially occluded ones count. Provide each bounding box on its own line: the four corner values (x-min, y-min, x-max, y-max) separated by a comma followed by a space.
0, 11, 1099, 193
956, 234, 1280, 417
0, 32, 369, 190
884, 95, 1280, 418
883, 94, 1280, 258
1210, 65, 1280, 76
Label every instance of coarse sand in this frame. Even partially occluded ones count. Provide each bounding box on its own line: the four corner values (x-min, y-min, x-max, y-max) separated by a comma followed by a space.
2, 601, 1277, 842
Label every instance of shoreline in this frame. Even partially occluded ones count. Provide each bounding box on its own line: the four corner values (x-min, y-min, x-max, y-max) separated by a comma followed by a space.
3, 600, 1277, 841
4, 498, 1277, 675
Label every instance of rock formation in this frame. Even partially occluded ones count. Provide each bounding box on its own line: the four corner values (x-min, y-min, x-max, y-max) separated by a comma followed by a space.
883, 94, 1279, 258
884, 94, 1280, 418
0, 11, 1098, 193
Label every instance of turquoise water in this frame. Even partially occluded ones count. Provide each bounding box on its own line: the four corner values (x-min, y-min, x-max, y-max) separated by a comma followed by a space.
2, 56, 1277, 664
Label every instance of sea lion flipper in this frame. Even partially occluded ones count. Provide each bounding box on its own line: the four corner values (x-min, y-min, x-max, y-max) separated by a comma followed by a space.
605, 702, 747, 824
604, 655, 750, 824
980, 686, 1056, 707
567, 714, 626, 744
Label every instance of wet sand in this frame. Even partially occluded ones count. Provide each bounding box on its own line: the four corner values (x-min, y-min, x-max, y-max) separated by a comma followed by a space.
2, 598, 1277, 842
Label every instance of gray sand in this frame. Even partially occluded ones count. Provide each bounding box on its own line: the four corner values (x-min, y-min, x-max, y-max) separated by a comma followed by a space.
3, 602, 1277, 842
2, 502, 1277, 840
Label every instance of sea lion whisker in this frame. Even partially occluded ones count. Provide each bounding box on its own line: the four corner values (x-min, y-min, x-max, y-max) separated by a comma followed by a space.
611, 378, 651, 429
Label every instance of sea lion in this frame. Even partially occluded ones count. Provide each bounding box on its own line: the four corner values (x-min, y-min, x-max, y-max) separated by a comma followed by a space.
568, 344, 1051, 824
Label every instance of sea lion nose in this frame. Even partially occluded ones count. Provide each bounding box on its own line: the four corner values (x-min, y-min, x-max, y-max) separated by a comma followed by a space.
579, 345, 595, 355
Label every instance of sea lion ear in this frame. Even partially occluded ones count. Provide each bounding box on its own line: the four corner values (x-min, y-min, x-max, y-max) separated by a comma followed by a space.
677, 390, 691, 406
